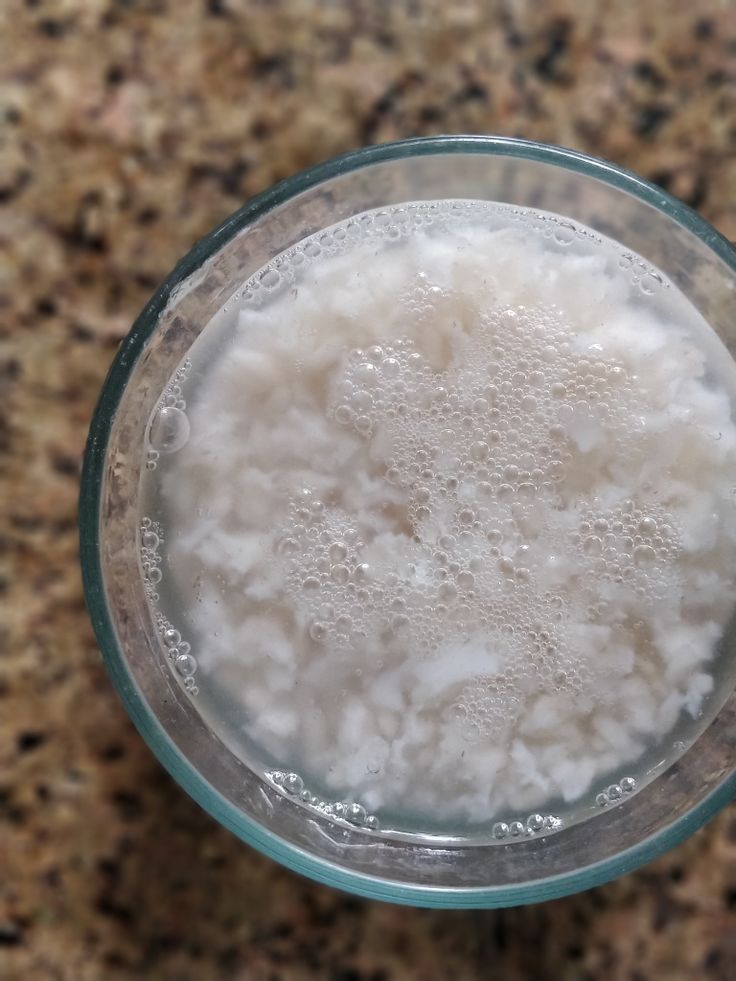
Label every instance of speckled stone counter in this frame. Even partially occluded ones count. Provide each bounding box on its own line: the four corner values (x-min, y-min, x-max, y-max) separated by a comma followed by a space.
3, 1, 736, 978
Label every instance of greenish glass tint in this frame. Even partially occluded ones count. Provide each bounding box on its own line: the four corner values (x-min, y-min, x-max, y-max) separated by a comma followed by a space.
80, 136, 736, 908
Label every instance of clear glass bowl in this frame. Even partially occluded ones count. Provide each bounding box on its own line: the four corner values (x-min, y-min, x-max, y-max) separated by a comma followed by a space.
80, 136, 736, 908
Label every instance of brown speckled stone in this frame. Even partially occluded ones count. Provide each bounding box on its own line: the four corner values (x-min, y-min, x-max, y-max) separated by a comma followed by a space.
2, 1, 736, 978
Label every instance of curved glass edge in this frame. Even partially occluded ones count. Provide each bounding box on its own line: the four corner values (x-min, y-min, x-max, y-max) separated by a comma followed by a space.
80, 135, 736, 908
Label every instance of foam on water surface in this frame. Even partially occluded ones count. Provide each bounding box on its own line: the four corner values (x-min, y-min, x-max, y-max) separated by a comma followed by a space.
140, 201, 736, 836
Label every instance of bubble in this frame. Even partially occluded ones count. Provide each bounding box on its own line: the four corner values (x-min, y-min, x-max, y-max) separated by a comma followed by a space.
149, 406, 190, 453
309, 620, 327, 642
492, 822, 509, 840
438, 582, 458, 603
260, 267, 281, 289
163, 628, 181, 648
633, 544, 656, 565
639, 272, 662, 295
621, 776, 637, 793
583, 535, 603, 556
346, 803, 367, 825
331, 564, 350, 584
175, 652, 197, 676
595, 792, 609, 807
382, 357, 400, 378
335, 405, 353, 425
335, 615, 352, 636
328, 542, 348, 562
147, 567, 162, 585
607, 783, 623, 800
283, 773, 304, 795
526, 813, 544, 832
553, 221, 576, 245
364, 815, 380, 831
509, 820, 525, 837
142, 530, 159, 550
356, 362, 379, 384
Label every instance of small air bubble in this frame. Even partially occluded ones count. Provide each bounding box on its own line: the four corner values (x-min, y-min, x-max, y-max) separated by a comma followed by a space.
634, 544, 656, 565
346, 803, 367, 825
260, 268, 281, 289
149, 406, 190, 454
283, 773, 304, 795
142, 530, 159, 550
639, 272, 662, 295
309, 620, 327, 642
175, 652, 197, 676
163, 628, 181, 648
553, 221, 576, 245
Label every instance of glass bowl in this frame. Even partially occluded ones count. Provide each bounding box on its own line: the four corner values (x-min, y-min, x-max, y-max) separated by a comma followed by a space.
80, 136, 736, 908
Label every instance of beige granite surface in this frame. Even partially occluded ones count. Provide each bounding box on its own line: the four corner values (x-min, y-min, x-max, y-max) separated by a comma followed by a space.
3, 1, 736, 977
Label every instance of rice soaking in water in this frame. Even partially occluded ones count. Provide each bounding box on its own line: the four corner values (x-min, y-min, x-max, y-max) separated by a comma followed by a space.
139, 201, 736, 841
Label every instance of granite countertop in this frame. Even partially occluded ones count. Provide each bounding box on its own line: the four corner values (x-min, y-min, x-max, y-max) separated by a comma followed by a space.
3, 1, 736, 977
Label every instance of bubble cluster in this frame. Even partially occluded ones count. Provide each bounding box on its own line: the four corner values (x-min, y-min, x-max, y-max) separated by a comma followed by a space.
143, 516, 199, 696
148, 359, 192, 466
276, 295, 689, 743
140, 517, 164, 600
595, 776, 636, 807
572, 500, 682, 603
268, 770, 379, 830
618, 253, 667, 295
492, 812, 562, 840
151, 607, 199, 696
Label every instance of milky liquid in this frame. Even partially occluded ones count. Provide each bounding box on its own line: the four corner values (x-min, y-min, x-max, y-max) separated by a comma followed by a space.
140, 201, 736, 842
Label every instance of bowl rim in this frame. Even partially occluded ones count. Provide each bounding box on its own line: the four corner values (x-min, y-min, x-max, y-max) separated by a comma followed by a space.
80, 134, 736, 908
